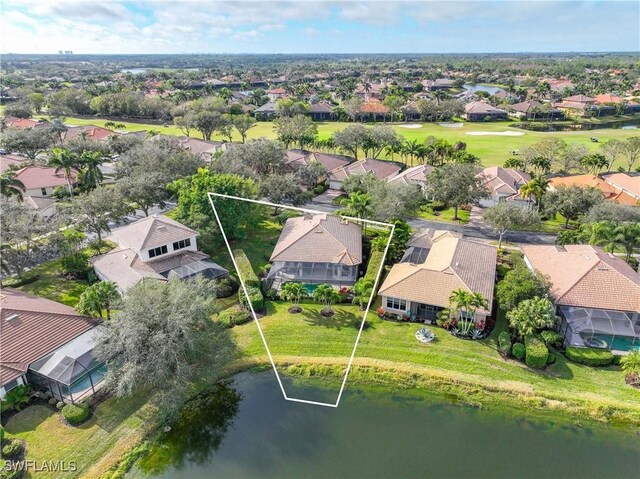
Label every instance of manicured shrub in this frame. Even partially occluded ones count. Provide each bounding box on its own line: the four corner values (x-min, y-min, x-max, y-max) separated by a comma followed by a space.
214, 276, 238, 298
61, 253, 90, 279
512, 342, 525, 360
238, 285, 264, 313
540, 330, 564, 349
498, 331, 512, 356
61, 402, 90, 425
364, 250, 385, 285
218, 306, 252, 327
1, 439, 23, 458
232, 249, 260, 288
565, 347, 614, 367
547, 352, 556, 365
525, 336, 549, 369
264, 288, 279, 301
1, 272, 40, 288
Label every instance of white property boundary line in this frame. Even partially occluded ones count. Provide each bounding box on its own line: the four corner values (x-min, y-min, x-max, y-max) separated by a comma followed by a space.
207, 192, 395, 408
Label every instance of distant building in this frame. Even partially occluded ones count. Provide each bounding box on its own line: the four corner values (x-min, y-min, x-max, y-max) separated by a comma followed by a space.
463, 101, 508, 121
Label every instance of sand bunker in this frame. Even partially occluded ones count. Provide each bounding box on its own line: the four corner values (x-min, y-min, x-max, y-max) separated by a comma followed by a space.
398, 124, 423, 129
466, 131, 525, 136
438, 122, 464, 128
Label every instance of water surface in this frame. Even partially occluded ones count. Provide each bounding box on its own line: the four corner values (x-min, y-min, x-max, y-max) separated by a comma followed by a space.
130, 372, 640, 479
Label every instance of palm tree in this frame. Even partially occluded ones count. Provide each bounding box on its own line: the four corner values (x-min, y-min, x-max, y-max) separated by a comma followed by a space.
618, 223, 640, 263
586, 221, 625, 254
281, 282, 308, 313
448, 289, 475, 335
49, 147, 79, 197
344, 191, 371, 233
312, 283, 342, 315
78, 150, 105, 190
519, 176, 548, 211
402, 139, 422, 166
1, 172, 25, 201
76, 281, 121, 320
352, 278, 374, 310
620, 350, 640, 385
530, 156, 551, 175
2, 385, 31, 411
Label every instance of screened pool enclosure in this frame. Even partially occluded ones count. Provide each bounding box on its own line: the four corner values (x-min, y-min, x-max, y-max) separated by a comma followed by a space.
558, 306, 640, 352
27, 328, 106, 404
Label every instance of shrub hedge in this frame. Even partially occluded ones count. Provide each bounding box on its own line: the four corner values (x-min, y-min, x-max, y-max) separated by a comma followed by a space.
512, 342, 526, 360
565, 346, 614, 367
1, 272, 39, 288
61, 402, 90, 425
214, 276, 239, 298
239, 285, 264, 313
218, 306, 252, 327
497, 331, 512, 356
525, 336, 549, 369
540, 330, 564, 349
232, 249, 260, 288
364, 250, 385, 285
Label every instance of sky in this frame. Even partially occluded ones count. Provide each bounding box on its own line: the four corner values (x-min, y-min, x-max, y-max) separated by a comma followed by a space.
1, 0, 639, 54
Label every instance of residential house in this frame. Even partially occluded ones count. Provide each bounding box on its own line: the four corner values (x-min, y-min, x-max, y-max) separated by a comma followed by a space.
355, 82, 385, 100
175, 136, 230, 161
522, 245, 640, 353
64, 125, 117, 142
602, 173, 640, 204
0, 153, 30, 173
379, 230, 497, 323
422, 79, 455, 91
478, 167, 531, 207
267, 87, 287, 101
254, 101, 278, 120
23, 195, 58, 218
266, 213, 362, 289
359, 99, 390, 122
387, 164, 433, 191
3, 116, 50, 129
14, 165, 77, 197
554, 95, 596, 117
464, 101, 508, 121
308, 102, 334, 121
284, 149, 353, 177
547, 79, 575, 94
90, 214, 228, 293
509, 100, 564, 120
549, 174, 638, 206
328, 158, 404, 190
0, 288, 104, 404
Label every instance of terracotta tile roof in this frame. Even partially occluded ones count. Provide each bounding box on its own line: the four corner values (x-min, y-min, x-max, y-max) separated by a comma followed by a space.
64, 125, 116, 141
562, 94, 595, 104
603, 173, 640, 199
0, 288, 99, 385
522, 245, 640, 312
110, 214, 197, 252
549, 175, 638, 205
388, 164, 433, 186
360, 99, 389, 114
3, 117, 50, 129
329, 158, 403, 182
284, 149, 352, 173
270, 214, 362, 266
594, 94, 624, 105
480, 167, 530, 196
464, 101, 506, 114
0, 154, 29, 173
379, 234, 497, 313
14, 166, 78, 189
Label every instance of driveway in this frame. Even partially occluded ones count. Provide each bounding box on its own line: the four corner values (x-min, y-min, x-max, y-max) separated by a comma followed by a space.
312, 189, 343, 204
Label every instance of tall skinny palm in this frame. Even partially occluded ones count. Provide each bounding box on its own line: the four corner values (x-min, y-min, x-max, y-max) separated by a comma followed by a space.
0, 172, 26, 201
49, 147, 79, 197
344, 191, 371, 234
79, 150, 105, 190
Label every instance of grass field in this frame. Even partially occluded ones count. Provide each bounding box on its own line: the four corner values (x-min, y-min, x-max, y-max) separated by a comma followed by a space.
46, 115, 640, 167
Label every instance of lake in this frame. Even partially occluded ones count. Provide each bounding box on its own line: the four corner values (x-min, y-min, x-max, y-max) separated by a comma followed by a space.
129, 372, 640, 479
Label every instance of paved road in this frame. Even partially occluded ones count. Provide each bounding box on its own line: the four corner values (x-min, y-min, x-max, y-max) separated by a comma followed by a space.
306, 201, 556, 246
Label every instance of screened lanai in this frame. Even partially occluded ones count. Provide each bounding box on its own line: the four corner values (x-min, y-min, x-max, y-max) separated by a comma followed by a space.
558, 306, 640, 352
27, 327, 107, 404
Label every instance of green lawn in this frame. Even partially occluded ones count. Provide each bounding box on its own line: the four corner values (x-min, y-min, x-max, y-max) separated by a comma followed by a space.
416, 205, 470, 224
4, 393, 155, 479
233, 300, 640, 425
40, 115, 639, 168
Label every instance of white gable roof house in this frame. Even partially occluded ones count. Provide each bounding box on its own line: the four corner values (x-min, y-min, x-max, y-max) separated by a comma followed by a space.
90, 214, 228, 293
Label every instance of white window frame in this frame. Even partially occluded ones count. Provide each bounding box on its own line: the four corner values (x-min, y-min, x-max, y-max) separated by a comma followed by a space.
386, 297, 407, 311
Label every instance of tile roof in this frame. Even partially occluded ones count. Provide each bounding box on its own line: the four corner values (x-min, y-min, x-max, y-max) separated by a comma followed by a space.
64, 125, 116, 141
270, 213, 362, 266
480, 167, 531, 196
0, 288, 99, 385
110, 214, 197, 252
0, 154, 30, 173
308, 102, 333, 113
360, 99, 389, 114
14, 166, 78, 189
549, 175, 638, 205
464, 101, 507, 114
255, 101, 277, 112
388, 164, 433, 186
3, 117, 50, 129
284, 149, 353, 173
594, 94, 624, 105
379, 233, 497, 313
24, 195, 57, 211
562, 94, 595, 104
522, 245, 640, 312
603, 173, 640, 199
329, 158, 403, 182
